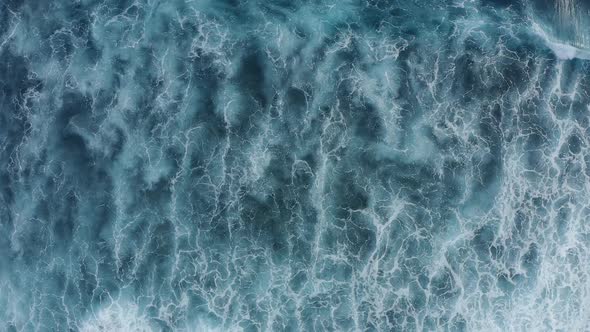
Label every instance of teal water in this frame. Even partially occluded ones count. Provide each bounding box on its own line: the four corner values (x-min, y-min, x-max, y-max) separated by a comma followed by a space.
530, 0, 590, 52
1, 0, 590, 331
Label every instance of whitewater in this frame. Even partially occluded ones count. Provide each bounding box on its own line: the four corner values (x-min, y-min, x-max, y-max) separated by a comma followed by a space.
1, 0, 590, 330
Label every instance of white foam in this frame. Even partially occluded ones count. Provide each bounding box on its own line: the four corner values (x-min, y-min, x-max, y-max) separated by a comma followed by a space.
80, 302, 152, 332
545, 39, 590, 60
532, 21, 590, 60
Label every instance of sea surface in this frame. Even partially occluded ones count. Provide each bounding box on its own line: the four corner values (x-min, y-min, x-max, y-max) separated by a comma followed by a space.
1, 0, 590, 331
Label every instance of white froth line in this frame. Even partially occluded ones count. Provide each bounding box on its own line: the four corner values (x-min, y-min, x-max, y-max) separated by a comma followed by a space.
531, 21, 590, 60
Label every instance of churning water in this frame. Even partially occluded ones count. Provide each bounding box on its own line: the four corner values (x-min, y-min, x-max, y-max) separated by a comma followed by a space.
531, 0, 590, 53
1, 0, 590, 331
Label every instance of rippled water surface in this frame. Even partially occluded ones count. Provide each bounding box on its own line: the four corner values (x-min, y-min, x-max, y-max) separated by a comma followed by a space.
1, 0, 590, 331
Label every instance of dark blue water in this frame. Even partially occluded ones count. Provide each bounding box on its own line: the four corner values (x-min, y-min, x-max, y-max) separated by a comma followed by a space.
1, 0, 590, 331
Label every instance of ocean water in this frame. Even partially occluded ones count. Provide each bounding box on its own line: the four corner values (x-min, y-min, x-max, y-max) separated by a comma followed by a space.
1, 0, 590, 331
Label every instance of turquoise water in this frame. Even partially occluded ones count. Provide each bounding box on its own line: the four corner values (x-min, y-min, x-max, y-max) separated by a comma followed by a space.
1, 0, 590, 331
